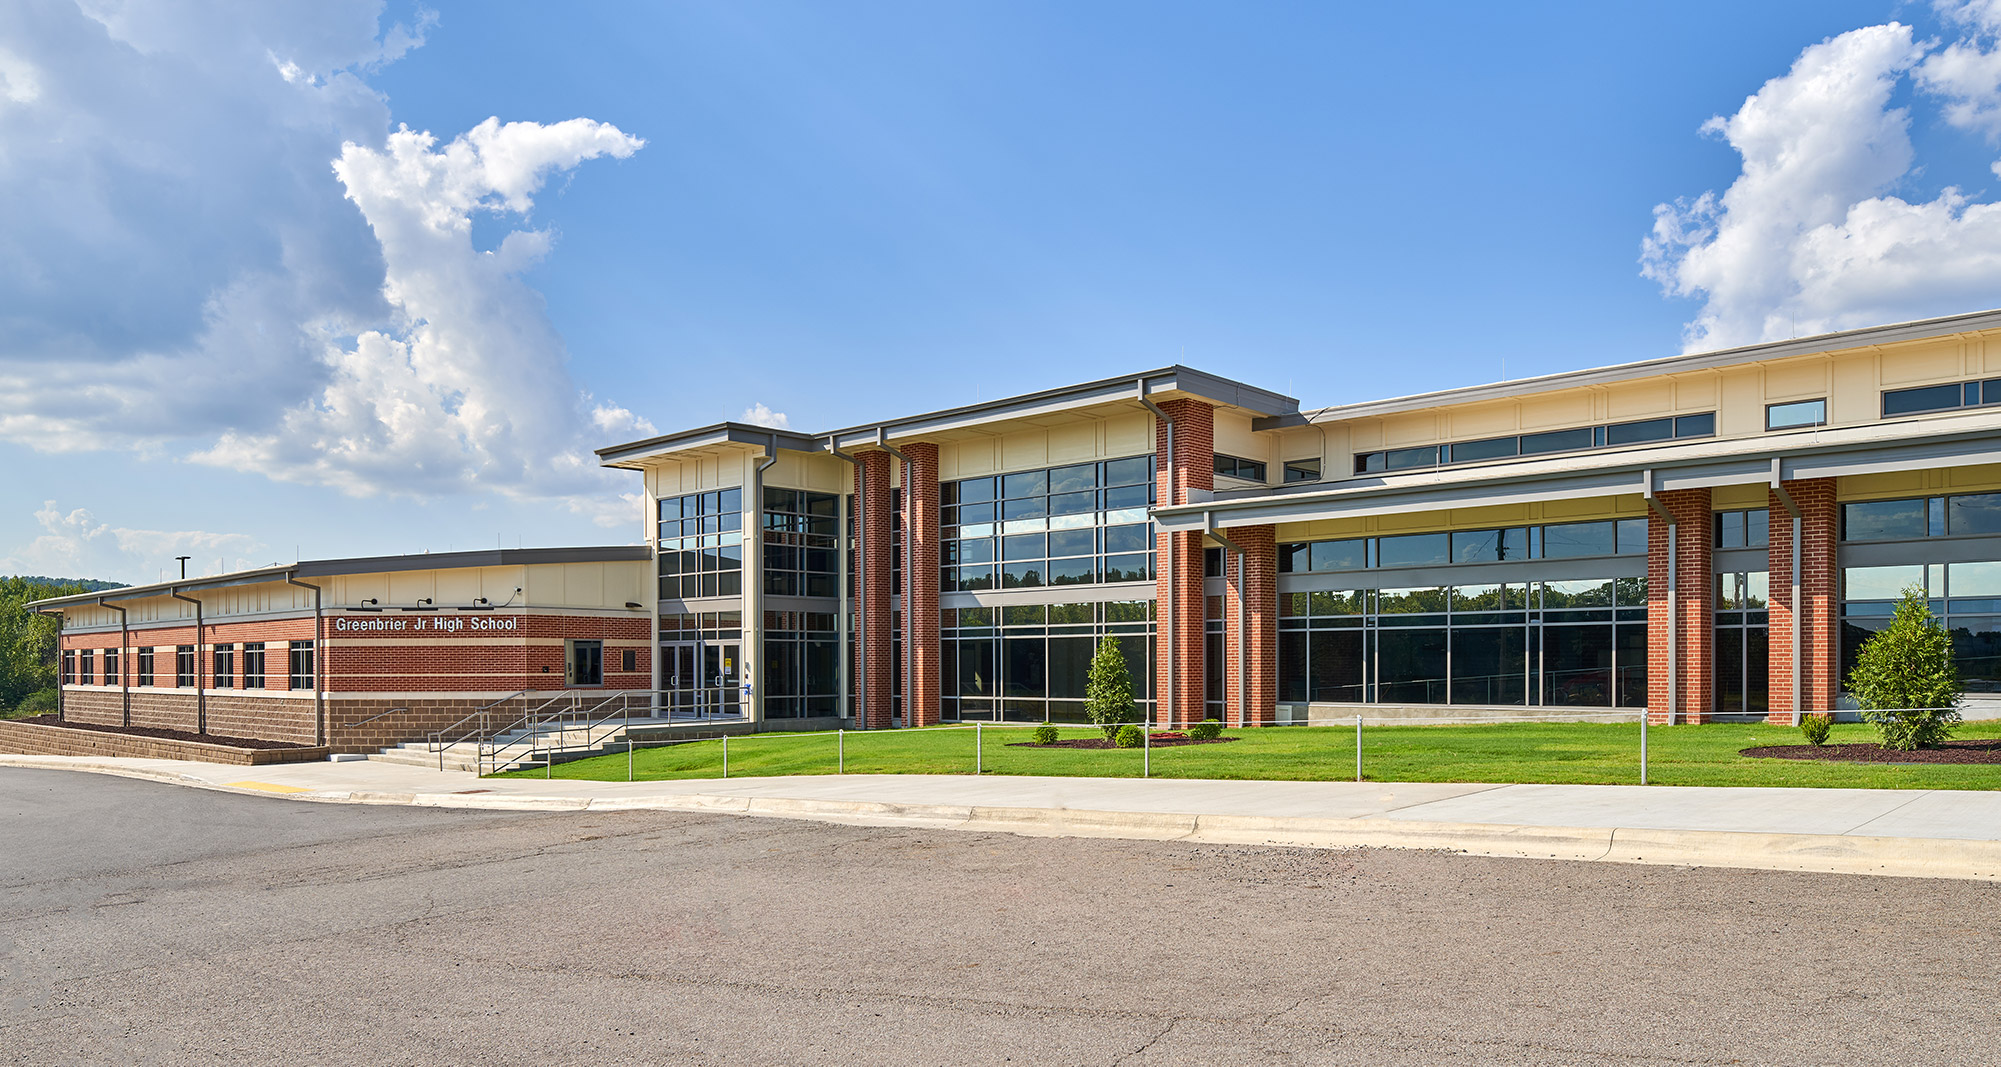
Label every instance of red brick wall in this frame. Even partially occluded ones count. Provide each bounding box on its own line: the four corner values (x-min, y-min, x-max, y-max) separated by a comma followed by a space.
903, 441, 941, 728
1765, 478, 1839, 722
1647, 488, 1714, 724
1223, 524, 1278, 726
1154, 398, 1213, 726
855, 450, 895, 729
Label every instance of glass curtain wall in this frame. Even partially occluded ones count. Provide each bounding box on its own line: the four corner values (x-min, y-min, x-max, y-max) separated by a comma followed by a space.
657, 489, 743, 599
763, 488, 841, 597
1842, 562, 2001, 692
941, 602, 1155, 722
1838, 492, 2001, 693
763, 610, 838, 718
1277, 579, 1647, 707
941, 456, 1156, 591
1714, 571, 1770, 716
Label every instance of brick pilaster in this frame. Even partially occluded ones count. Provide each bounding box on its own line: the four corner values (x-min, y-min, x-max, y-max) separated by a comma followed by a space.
902, 442, 941, 728
1647, 488, 1713, 724
856, 451, 895, 729
1766, 478, 1839, 722
1223, 524, 1278, 726
1154, 398, 1213, 726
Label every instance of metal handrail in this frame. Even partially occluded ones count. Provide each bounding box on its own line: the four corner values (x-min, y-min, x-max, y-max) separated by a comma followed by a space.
341, 705, 411, 729
481, 690, 651, 776
426, 689, 532, 754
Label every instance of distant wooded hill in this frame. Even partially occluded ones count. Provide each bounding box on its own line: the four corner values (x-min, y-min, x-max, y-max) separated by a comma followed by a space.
1, 576, 122, 712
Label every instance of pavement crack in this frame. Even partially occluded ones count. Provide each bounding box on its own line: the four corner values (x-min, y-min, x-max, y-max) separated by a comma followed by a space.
1840, 789, 1935, 836
1111, 1018, 1176, 1065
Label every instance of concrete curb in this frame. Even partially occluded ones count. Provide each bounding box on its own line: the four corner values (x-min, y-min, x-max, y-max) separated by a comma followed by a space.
8, 755, 2001, 881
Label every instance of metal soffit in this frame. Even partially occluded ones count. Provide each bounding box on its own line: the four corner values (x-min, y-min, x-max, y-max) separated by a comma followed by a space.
1157, 421, 2001, 533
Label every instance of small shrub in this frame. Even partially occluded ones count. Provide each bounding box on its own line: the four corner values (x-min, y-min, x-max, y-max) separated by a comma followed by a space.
1848, 587, 1962, 750
1031, 724, 1059, 745
1113, 724, 1144, 749
1187, 719, 1223, 741
1800, 713, 1832, 747
1085, 635, 1137, 741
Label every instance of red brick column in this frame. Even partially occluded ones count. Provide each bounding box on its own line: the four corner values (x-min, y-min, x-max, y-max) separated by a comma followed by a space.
1647, 488, 1713, 724
1766, 479, 1839, 722
1223, 524, 1278, 726
1154, 398, 1213, 726
902, 442, 941, 728
856, 451, 895, 729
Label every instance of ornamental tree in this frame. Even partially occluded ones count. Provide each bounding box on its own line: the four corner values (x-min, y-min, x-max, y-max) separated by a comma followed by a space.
1847, 586, 1962, 751
1085, 635, 1137, 741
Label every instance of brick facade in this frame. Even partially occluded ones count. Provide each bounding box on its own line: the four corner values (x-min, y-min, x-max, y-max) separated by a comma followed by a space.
1154, 398, 1214, 726
855, 449, 896, 729
902, 441, 942, 728
1647, 488, 1714, 724
60, 610, 654, 748
1765, 478, 1840, 722
1222, 524, 1278, 726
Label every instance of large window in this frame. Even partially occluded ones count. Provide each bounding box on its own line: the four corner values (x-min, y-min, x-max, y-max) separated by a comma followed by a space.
941, 601, 1154, 722
212, 644, 234, 689
79, 649, 94, 686
175, 645, 195, 688
137, 646, 154, 687
763, 488, 842, 598
762, 611, 838, 718
1882, 378, 2001, 418
60, 649, 73, 685
1715, 571, 1769, 716
1354, 413, 1714, 474
1766, 399, 1826, 430
1842, 492, 2001, 541
1715, 509, 1770, 549
288, 641, 315, 691
103, 648, 118, 687
1213, 454, 1267, 483
1277, 579, 1647, 707
941, 457, 1155, 592
1281, 518, 1647, 575
1842, 562, 2001, 693
657, 488, 743, 600
243, 642, 265, 689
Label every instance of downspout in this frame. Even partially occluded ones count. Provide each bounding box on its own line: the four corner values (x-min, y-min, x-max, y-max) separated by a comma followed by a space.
97, 597, 129, 727
1139, 379, 1176, 726
1642, 471, 1676, 726
168, 587, 205, 734
286, 575, 324, 746
826, 436, 859, 726
750, 435, 781, 727
1772, 459, 1803, 726
876, 428, 913, 727
1206, 512, 1248, 729
33, 608, 65, 722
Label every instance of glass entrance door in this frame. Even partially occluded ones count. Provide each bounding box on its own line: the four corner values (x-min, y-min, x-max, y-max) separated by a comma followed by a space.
661, 641, 742, 719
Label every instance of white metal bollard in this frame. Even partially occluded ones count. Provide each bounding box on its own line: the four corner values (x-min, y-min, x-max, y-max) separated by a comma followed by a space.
838, 729, 844, 774
976, 722, 982, 775
722, 734, 728, 779
1143, 721, 1150, 778
1356, 714, 1363, 783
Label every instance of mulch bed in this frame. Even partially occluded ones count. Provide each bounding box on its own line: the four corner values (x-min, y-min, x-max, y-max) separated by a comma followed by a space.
1009, 731, 1240, 750
13, 715, 313, 751
1742, 739, 2001, 764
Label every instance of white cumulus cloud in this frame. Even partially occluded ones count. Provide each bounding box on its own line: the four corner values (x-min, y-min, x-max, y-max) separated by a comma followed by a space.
3, 501, 265, 584
739, 403, 792, 429
195, 117, 645, 510
0, 2, 652, 528
1642, 11, 2001, 351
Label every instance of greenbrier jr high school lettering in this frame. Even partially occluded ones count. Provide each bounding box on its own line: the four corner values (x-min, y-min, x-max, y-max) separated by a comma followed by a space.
333, 615, 521, 633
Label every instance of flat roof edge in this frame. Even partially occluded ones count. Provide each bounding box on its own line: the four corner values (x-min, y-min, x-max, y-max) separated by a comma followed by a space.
29, 546, 651, 610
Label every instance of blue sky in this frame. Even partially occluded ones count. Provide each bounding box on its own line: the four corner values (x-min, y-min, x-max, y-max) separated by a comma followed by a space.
6, 0, 2001, 583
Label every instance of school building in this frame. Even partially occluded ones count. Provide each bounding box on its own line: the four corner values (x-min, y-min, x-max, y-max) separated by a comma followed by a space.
36, 308, 2001, 751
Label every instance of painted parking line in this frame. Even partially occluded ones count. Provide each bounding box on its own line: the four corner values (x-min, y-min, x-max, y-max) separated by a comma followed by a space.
223, 781, 313, 794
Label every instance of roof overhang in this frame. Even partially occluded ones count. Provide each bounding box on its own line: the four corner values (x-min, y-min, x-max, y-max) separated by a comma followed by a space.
1160, 411, 2001, 532
1257, 306, 2001, 431
28, 546, 651, 611
597, 422, 821, 470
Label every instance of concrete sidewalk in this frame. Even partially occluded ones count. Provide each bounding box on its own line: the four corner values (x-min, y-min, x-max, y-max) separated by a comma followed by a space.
7, 752, 2001, 881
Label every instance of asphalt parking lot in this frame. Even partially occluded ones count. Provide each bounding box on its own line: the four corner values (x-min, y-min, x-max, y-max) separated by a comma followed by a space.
4, 766, 1999, 1066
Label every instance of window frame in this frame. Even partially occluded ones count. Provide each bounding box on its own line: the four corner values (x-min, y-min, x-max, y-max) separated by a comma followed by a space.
1765, 398, 1827, 431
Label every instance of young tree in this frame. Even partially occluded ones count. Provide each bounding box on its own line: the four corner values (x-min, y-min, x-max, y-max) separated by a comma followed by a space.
1847, 586, 1962, 751
1084, 635, 1137, 741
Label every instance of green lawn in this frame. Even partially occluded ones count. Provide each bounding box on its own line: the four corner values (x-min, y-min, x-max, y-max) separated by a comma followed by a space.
499, 719, 2001, 790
